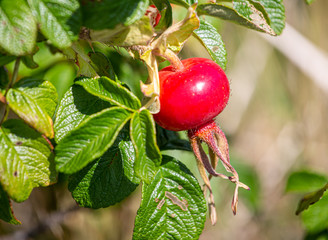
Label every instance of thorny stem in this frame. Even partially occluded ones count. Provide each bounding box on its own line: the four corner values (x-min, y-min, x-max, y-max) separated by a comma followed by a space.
153, 48, 184, 71
0, 58, 21, 125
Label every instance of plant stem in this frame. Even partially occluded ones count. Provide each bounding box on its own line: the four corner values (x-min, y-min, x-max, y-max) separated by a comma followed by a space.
153, 48, 184, 71
10, 57, 21, 88
0, 58, 21, 125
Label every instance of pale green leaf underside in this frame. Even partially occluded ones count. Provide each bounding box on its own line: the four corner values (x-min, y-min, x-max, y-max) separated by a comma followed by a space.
0, 0, 37, 55
197, 3, 276, 35
28, 0, 82, 48
130, 110, 161, 184
193, 19, 227, 70
133, 156, 206, 240
55, 107, 132, 174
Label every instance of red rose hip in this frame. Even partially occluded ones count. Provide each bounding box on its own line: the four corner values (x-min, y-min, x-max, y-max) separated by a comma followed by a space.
153, 58, 230, 131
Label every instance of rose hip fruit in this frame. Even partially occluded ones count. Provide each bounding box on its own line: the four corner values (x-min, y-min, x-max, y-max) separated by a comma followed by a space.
153, 57, 249, 224
153, 58, 230, 131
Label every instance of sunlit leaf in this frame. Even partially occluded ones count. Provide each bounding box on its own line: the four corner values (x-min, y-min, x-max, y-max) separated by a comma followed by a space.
55, 107, 132, 174
133, 155, 206, 239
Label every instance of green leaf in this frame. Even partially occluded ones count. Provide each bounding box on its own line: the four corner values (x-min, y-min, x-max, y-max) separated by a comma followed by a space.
193, 19, 227, 70
68, 128, 139, 208
197, 2, 276, 35
0, 185, 20, 225
296, 184, 328, 215
0, 119, 56, 202
90, 16, 154, 47
0, 0, 37, 55
130, 109, 161, 184
55, 107, 132, 174
306, 0, 315, 4
76, 76, 141, 111
286, 171, 328, 193
156, 125, 191, 151
302, 191, 328, 233
153, 5, 199, 53
152, 0, 173, 29
0, 53, 16, 66
0, 67, 9, 93
27, 0, 82, 49
54, 84, 111, 143
251, 0, 285, 35
133, 155, 206, 239
7, 79, 58, 138
22, 54, 39, 69
169, 0, 195, 8
82, 0, 149, 30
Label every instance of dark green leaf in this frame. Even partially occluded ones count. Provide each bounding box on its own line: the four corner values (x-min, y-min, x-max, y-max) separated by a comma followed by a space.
68, 128, 139, 208
193, 19, 227, 70
55, 107, 132, 174
7, 79, 58, 138
296, 184, 328, 215
133, 155, 206, 239
82, 0, 149, 30
0, 185, 20, 224
22, 54, 39, 69
76, 76, 141, 111
152, 0, 173, 29
54, 84, 111, 143
286, 171, 328, 193
0, 0, 37, 55
0, 53, 16, 66
90, 16, 154, 47
130, 109, 161, 184
302, 191, 328, 233
304, 229, 328, 240
197, 3, 276, 35
156, 125, 191, 151
0, 67, 9, 93
27, 0, 82, 49
0, 119, 56, 202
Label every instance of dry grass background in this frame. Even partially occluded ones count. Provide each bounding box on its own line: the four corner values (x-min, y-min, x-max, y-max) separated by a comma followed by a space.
1, 1, 327, 239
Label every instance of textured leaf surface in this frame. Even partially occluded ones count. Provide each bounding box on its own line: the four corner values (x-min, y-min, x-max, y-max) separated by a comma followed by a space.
55, 107, 132, 174
68, 129, 139, 208
7, 79, 57, 138
28, 0, 82, 48
54, 85, 111, 143
133, 155, 206, 239
82, 0, 149, 30
0, 119, 56, 202
302, 191, 328, 233
0, 185, 20, 225
90, 16, 154, 47
197, 3, 276, 35
193, 19, 227, 70
130, 110, 161, 184
286, 171, 328, 193
251, 0, 285, 35
0, 0, 36, 55
154, 5, 199, 53
76, 77, 141, 111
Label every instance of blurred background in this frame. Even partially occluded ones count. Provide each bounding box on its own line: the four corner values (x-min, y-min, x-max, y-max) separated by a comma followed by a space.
1, 0, 328, 239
